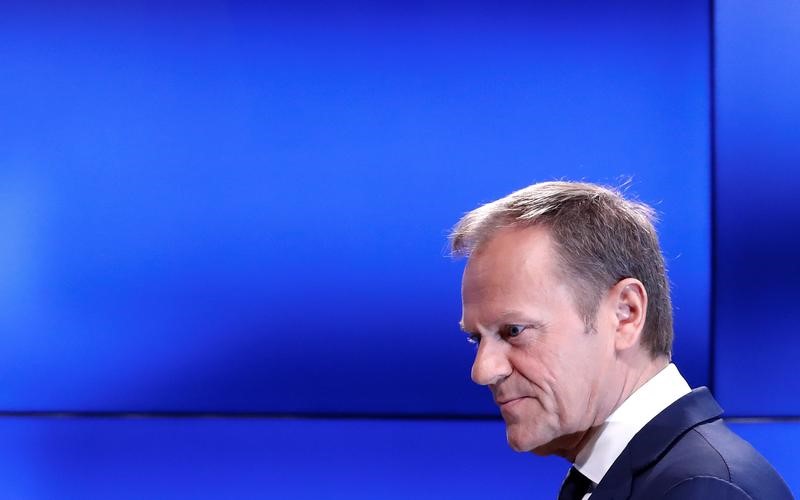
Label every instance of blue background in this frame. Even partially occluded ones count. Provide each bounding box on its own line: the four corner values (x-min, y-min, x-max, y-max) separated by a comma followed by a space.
0, 0, 796, 498
713, 0, 800, 418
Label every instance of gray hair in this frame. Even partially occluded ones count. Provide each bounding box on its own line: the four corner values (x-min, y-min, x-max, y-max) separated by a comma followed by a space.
450, 181, 673, 359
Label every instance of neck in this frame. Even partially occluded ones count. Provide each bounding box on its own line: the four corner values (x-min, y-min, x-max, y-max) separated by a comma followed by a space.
611, 355, 670, 411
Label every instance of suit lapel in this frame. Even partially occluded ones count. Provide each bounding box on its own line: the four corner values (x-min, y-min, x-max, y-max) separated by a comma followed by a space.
585, 448, 634, 500
586, 387, 723, 500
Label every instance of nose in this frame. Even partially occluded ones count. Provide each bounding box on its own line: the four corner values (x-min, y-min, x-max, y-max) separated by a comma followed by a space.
471, 338, 512, 386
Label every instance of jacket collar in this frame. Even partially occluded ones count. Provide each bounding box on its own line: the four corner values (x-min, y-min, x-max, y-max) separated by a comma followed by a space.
588, 387, 723, 500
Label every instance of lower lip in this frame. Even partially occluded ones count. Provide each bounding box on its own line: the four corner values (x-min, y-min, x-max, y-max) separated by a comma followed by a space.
500, 397, 527, 411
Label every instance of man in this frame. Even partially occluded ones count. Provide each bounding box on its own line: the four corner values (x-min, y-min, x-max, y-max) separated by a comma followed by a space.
451, 181, 793, 499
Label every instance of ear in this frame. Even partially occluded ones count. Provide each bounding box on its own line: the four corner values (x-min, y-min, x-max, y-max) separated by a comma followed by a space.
609, 278, 648, 352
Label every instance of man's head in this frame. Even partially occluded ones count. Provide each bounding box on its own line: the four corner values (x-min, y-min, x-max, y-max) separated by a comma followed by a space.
451, 181, 673, 457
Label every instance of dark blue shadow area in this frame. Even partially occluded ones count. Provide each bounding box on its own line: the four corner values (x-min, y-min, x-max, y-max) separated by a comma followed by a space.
729, 422, 800, 497
0, 416, 567, 499
714, 0, 800, 416
0, 0, 709, 413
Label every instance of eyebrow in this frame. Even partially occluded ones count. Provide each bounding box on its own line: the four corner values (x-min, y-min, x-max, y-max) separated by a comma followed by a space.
459, 311, 545, 334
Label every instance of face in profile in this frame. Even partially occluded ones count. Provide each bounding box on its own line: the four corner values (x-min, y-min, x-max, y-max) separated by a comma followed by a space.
460, 225, 618, 455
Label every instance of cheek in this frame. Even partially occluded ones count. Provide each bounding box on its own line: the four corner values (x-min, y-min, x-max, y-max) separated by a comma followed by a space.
511, 336, 597, 405
524, 345, 568, 389
559, 354, 609, 426
543, 351, 594, 420
510, 352, 551, 391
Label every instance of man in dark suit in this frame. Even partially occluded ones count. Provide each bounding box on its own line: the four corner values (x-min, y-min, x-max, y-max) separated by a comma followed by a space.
450, 181, 792, 499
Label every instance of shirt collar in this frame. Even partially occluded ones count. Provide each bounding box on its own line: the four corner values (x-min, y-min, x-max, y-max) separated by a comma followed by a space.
573, 363, 692, 486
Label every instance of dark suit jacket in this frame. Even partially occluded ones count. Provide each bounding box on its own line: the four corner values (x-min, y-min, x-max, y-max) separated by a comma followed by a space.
583, 387, 793, 499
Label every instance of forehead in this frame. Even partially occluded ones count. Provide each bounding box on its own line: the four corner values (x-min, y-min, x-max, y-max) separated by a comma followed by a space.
461, 225, 561, 317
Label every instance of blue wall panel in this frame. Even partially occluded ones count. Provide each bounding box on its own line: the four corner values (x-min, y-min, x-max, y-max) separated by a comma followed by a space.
0, 417, 568, 499
0, 417, 800, 499
714, 0, 800, 416
0, 1, 710, 413
1, 418, 793, 499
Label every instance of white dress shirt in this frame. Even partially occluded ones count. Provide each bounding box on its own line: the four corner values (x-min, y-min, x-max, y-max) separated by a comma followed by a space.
573, 363, 692, 499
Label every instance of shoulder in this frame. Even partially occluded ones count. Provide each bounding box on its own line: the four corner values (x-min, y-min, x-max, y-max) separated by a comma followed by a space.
660, 476, 753, 499
633, 420, 793, 500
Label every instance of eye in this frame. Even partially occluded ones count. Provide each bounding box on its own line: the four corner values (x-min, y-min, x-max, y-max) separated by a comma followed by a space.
466, 333, 481, 345
501, 324, 529, 339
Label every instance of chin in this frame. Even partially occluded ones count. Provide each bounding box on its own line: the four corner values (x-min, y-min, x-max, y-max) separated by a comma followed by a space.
505, 426, 545, 453
506, 421, 573, 456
